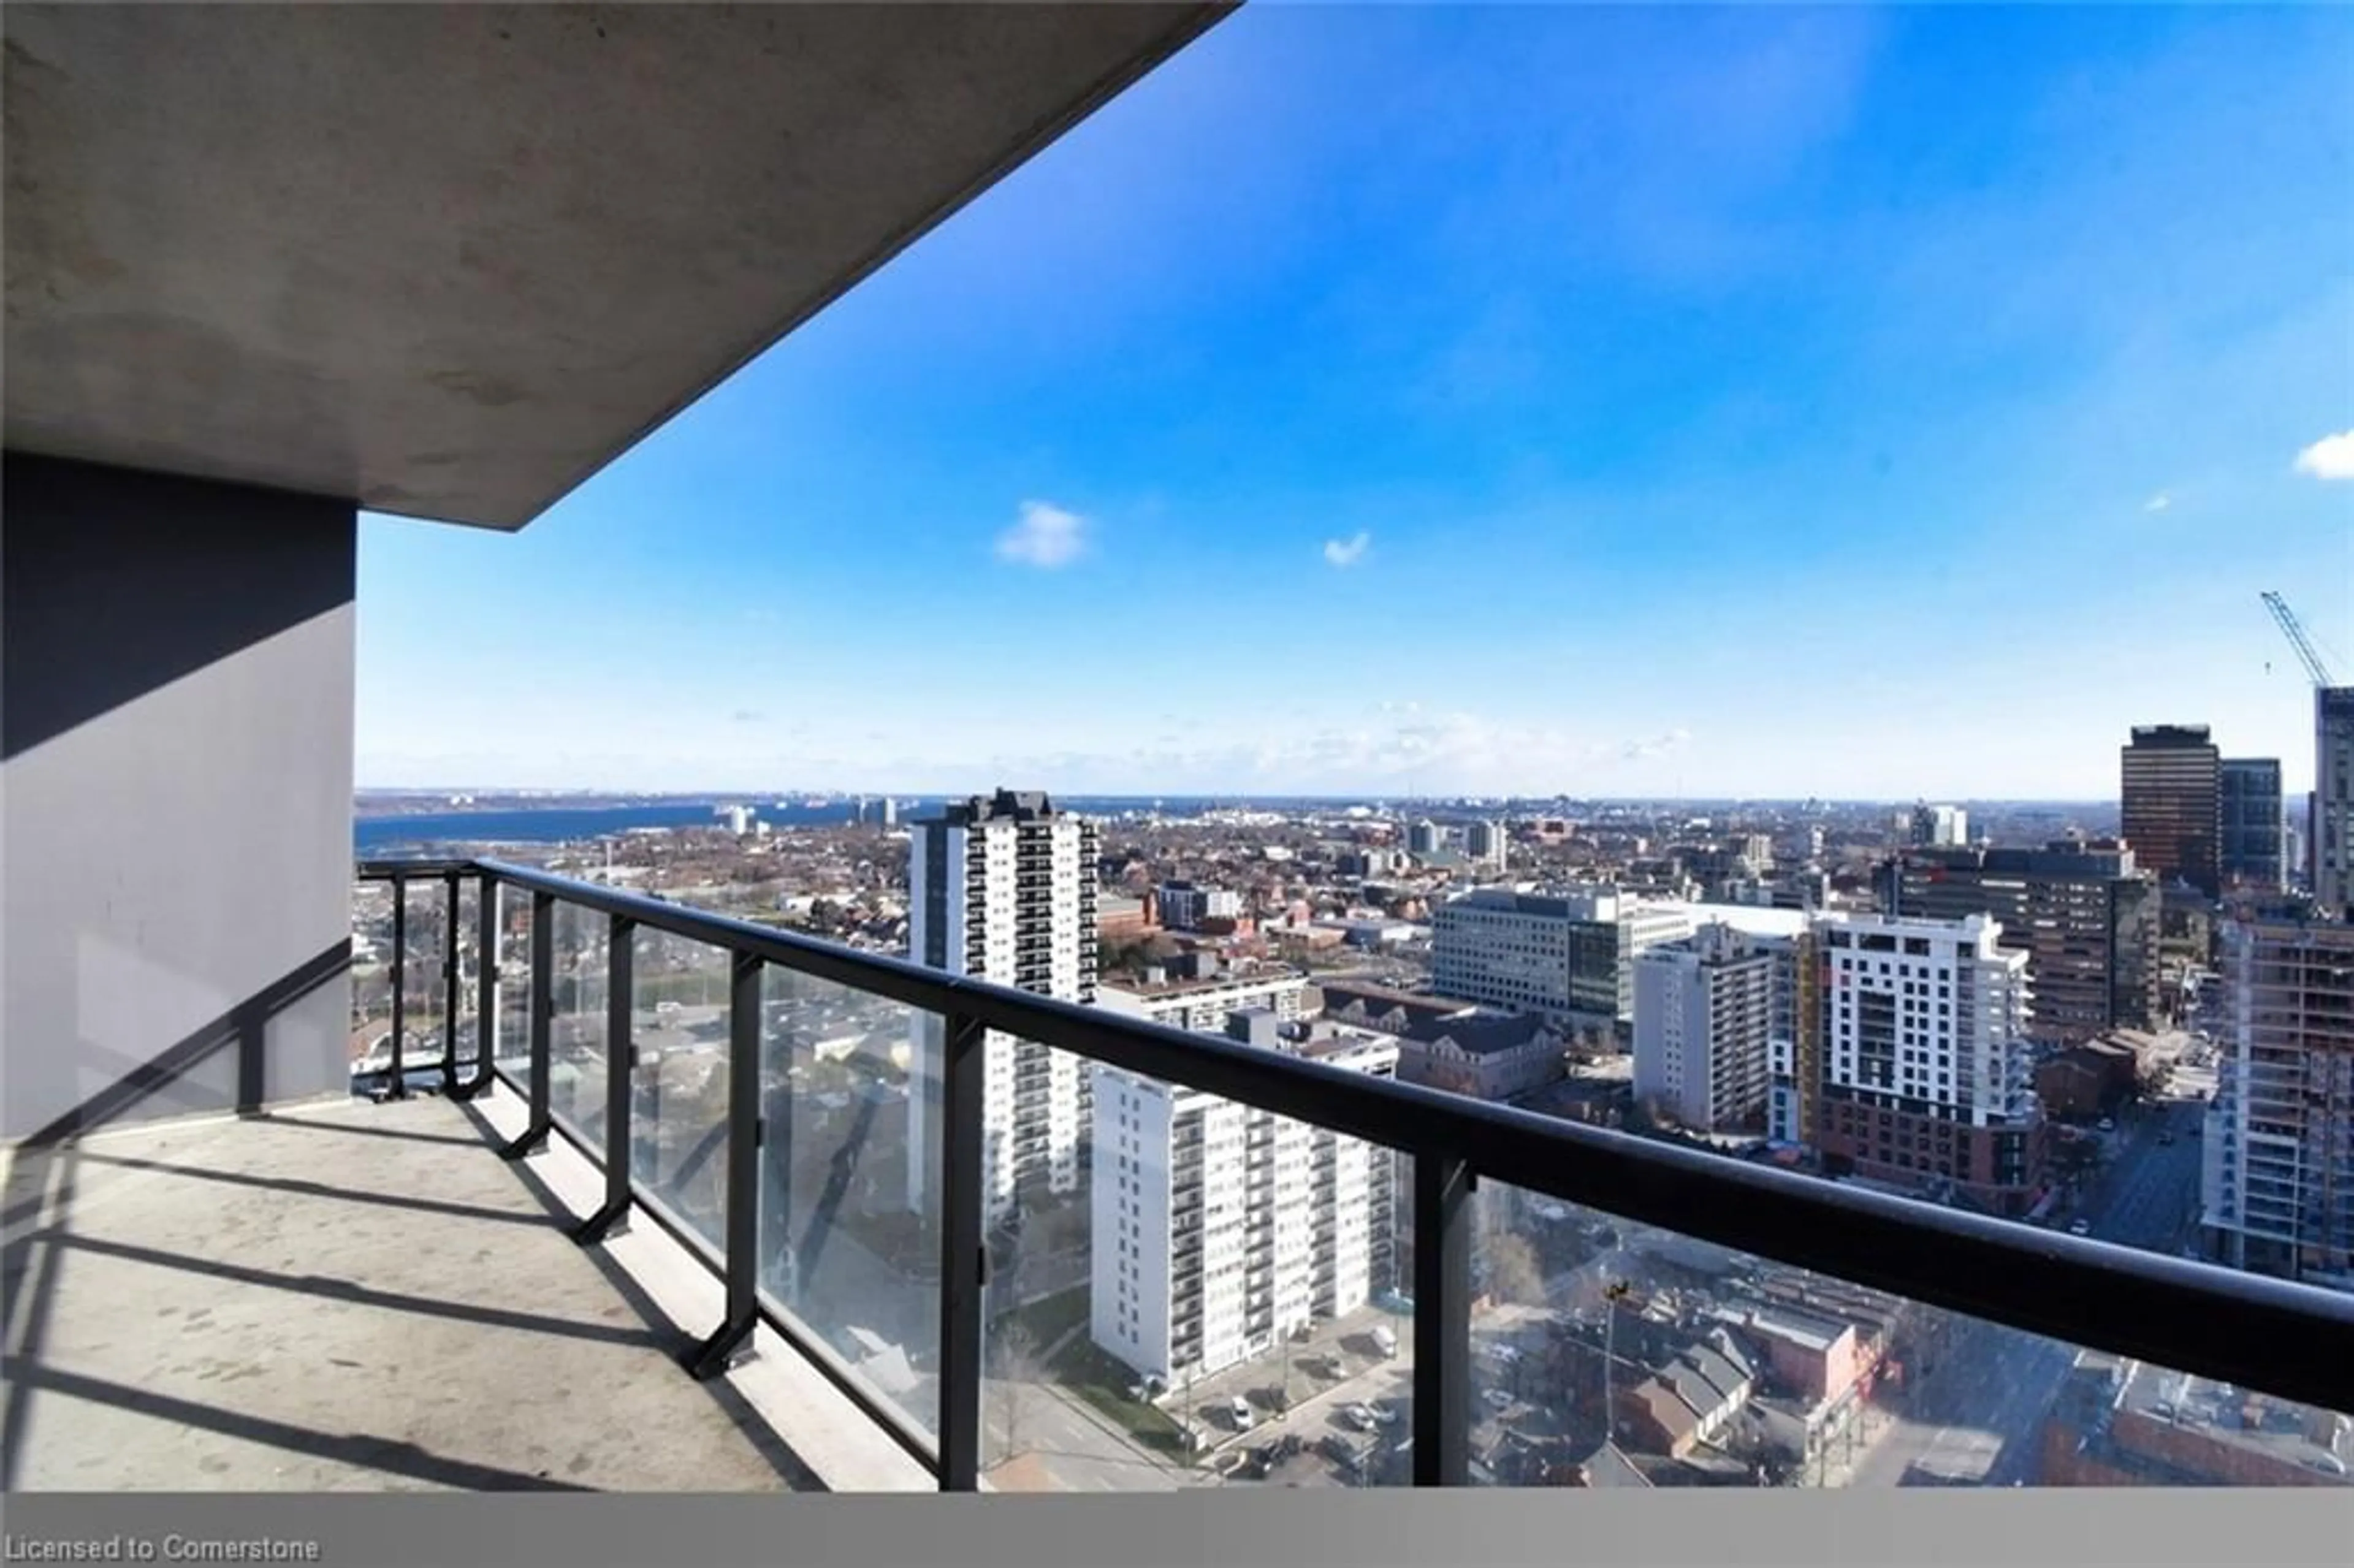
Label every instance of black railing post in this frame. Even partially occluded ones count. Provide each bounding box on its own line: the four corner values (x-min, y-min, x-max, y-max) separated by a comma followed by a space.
501, 889, 555, 1160
459, 869, 497, 1100
574, 912, 636, 1246
386, 874, 408, 1100
936, 1012, 988, 1493
689, 949, 766, 1379
1412, 1154, 1473, 1486
440, 870, 462, 1097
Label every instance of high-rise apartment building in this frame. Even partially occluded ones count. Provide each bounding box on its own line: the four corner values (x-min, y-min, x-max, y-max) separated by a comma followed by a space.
1461, 818, 1506, 870
1766, 927, 1824, 1150
2220, 759, 2287, 894
1810, 913, 2045, 1216
1632, 922, 1780, 1133
1092, 1014, 1398, 1383
2316, 690, 2354, 919
2202, 915, 2354, 1290
1880, 839, 2160, 1044
905, 790, 1099, 1225
2122, 725, 2222, 898
1406, 819, 1442, 858
1910, 804, 1969, 848
1431, 886, 1693, 1026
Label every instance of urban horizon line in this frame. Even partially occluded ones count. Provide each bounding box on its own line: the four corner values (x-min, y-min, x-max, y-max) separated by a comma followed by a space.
351, 783, 2150, 810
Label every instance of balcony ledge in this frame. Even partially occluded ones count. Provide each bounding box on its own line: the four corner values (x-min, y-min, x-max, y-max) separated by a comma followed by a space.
1, 1090, 932, 1493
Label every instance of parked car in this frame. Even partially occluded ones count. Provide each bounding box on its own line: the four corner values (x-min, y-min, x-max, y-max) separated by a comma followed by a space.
1483, 1389, 1515, 1412
1228, 1396, 1255, 1431
2068, 1218, 2093, 1237
1368, 1401, 1400, 1426
1339, 1404, 1376, 1431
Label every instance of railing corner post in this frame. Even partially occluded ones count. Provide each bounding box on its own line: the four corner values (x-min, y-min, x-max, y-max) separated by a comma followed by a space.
689, 948, 766, 1380
457, 866, 498, 1101
1412, 1152, 1474, 1486
385, 872, 409, 1102
936, 1011, 989, 1492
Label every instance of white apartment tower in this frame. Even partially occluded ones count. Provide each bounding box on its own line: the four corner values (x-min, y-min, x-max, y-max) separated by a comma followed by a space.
1811, 912, 2044, 1211
1462, 818, 1507, 870
1092, 1016, 1398, 1385
905, 790, 1099, 1225
1633, 922, 1780, 1133
2203, 915, 2354, 1288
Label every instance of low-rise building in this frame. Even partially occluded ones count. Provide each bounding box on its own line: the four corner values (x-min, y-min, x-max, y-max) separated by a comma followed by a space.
1159, 878, 1243, 932
2038, 1353, 2351, 1486
1431, 886, 1694, 1026
1393, 1011, 1567, 1102
1097, 970, 1312, 1035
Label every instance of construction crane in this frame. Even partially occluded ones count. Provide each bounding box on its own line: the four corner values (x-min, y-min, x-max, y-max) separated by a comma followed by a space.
2261, 590, 2337, 687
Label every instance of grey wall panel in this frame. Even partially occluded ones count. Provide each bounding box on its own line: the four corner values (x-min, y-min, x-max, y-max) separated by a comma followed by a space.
1, 454, 356, 1141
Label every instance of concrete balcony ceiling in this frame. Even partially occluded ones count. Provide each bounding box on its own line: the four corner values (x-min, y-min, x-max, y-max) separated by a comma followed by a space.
2, 2, 1229, 529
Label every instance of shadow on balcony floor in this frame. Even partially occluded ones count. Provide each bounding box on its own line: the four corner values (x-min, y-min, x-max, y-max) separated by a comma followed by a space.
1, 1096, 809, 1491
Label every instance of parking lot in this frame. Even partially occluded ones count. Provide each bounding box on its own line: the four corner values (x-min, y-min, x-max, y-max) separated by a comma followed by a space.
1172, 1308, 1415, 1485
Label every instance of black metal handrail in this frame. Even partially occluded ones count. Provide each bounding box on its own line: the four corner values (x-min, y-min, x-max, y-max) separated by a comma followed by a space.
354, 854, 2354, 1493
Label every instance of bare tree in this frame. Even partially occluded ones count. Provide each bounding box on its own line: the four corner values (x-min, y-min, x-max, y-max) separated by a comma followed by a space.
1487, 1230, 1547, 1306
991, 1322, 1043, 1463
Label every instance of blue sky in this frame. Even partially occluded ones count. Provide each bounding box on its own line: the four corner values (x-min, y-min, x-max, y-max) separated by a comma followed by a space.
358, 4, 2354, 801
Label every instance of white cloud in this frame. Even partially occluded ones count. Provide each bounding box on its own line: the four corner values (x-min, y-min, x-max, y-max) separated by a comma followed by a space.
1621, 727, 1694, 762
2294, 430, 2354, 482
2144, 492, 2171, 513
1322, 531, 1372, 568
996, 500, 1087, 568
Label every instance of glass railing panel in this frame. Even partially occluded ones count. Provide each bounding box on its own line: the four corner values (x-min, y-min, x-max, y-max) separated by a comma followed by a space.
627, 927, 732, 1254
756, 965, 938, 1442
397, 875, 450, 1073
547, 900, 609, 1149
348, 877, 396, 1087
981, 1037, 1415, 1491
1466, 1179, 2353, 1488
493, 880, 533, 1071
452, 875, 482, 1073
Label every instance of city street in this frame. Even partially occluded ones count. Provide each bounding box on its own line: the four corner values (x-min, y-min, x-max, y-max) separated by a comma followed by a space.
2075, 1092, 2207, 1254
986, 1382, 1200, 1493
1848, 1323, 2077, 1486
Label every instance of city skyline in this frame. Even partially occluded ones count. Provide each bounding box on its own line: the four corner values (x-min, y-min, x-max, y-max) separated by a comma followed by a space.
355, 6, 2353, 799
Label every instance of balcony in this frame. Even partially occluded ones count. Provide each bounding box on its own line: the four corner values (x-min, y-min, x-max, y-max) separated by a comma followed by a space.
6, 0, 2352, 1500
1, 1095, 821, 1493
19, 856, 2348, 1496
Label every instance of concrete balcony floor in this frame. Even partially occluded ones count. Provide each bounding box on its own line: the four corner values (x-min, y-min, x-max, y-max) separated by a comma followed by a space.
2, 1094, 818, 1492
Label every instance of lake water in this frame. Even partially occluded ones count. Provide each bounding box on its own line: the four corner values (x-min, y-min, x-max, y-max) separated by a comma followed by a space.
351, 796, 1331, 853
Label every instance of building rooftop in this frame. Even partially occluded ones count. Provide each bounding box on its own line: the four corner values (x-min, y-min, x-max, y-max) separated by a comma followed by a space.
1105, 970, 1308, 1000
1400, 1011, 1560, 1058
932, 788, 1066, 827
2117, 1362, 2351, 1475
